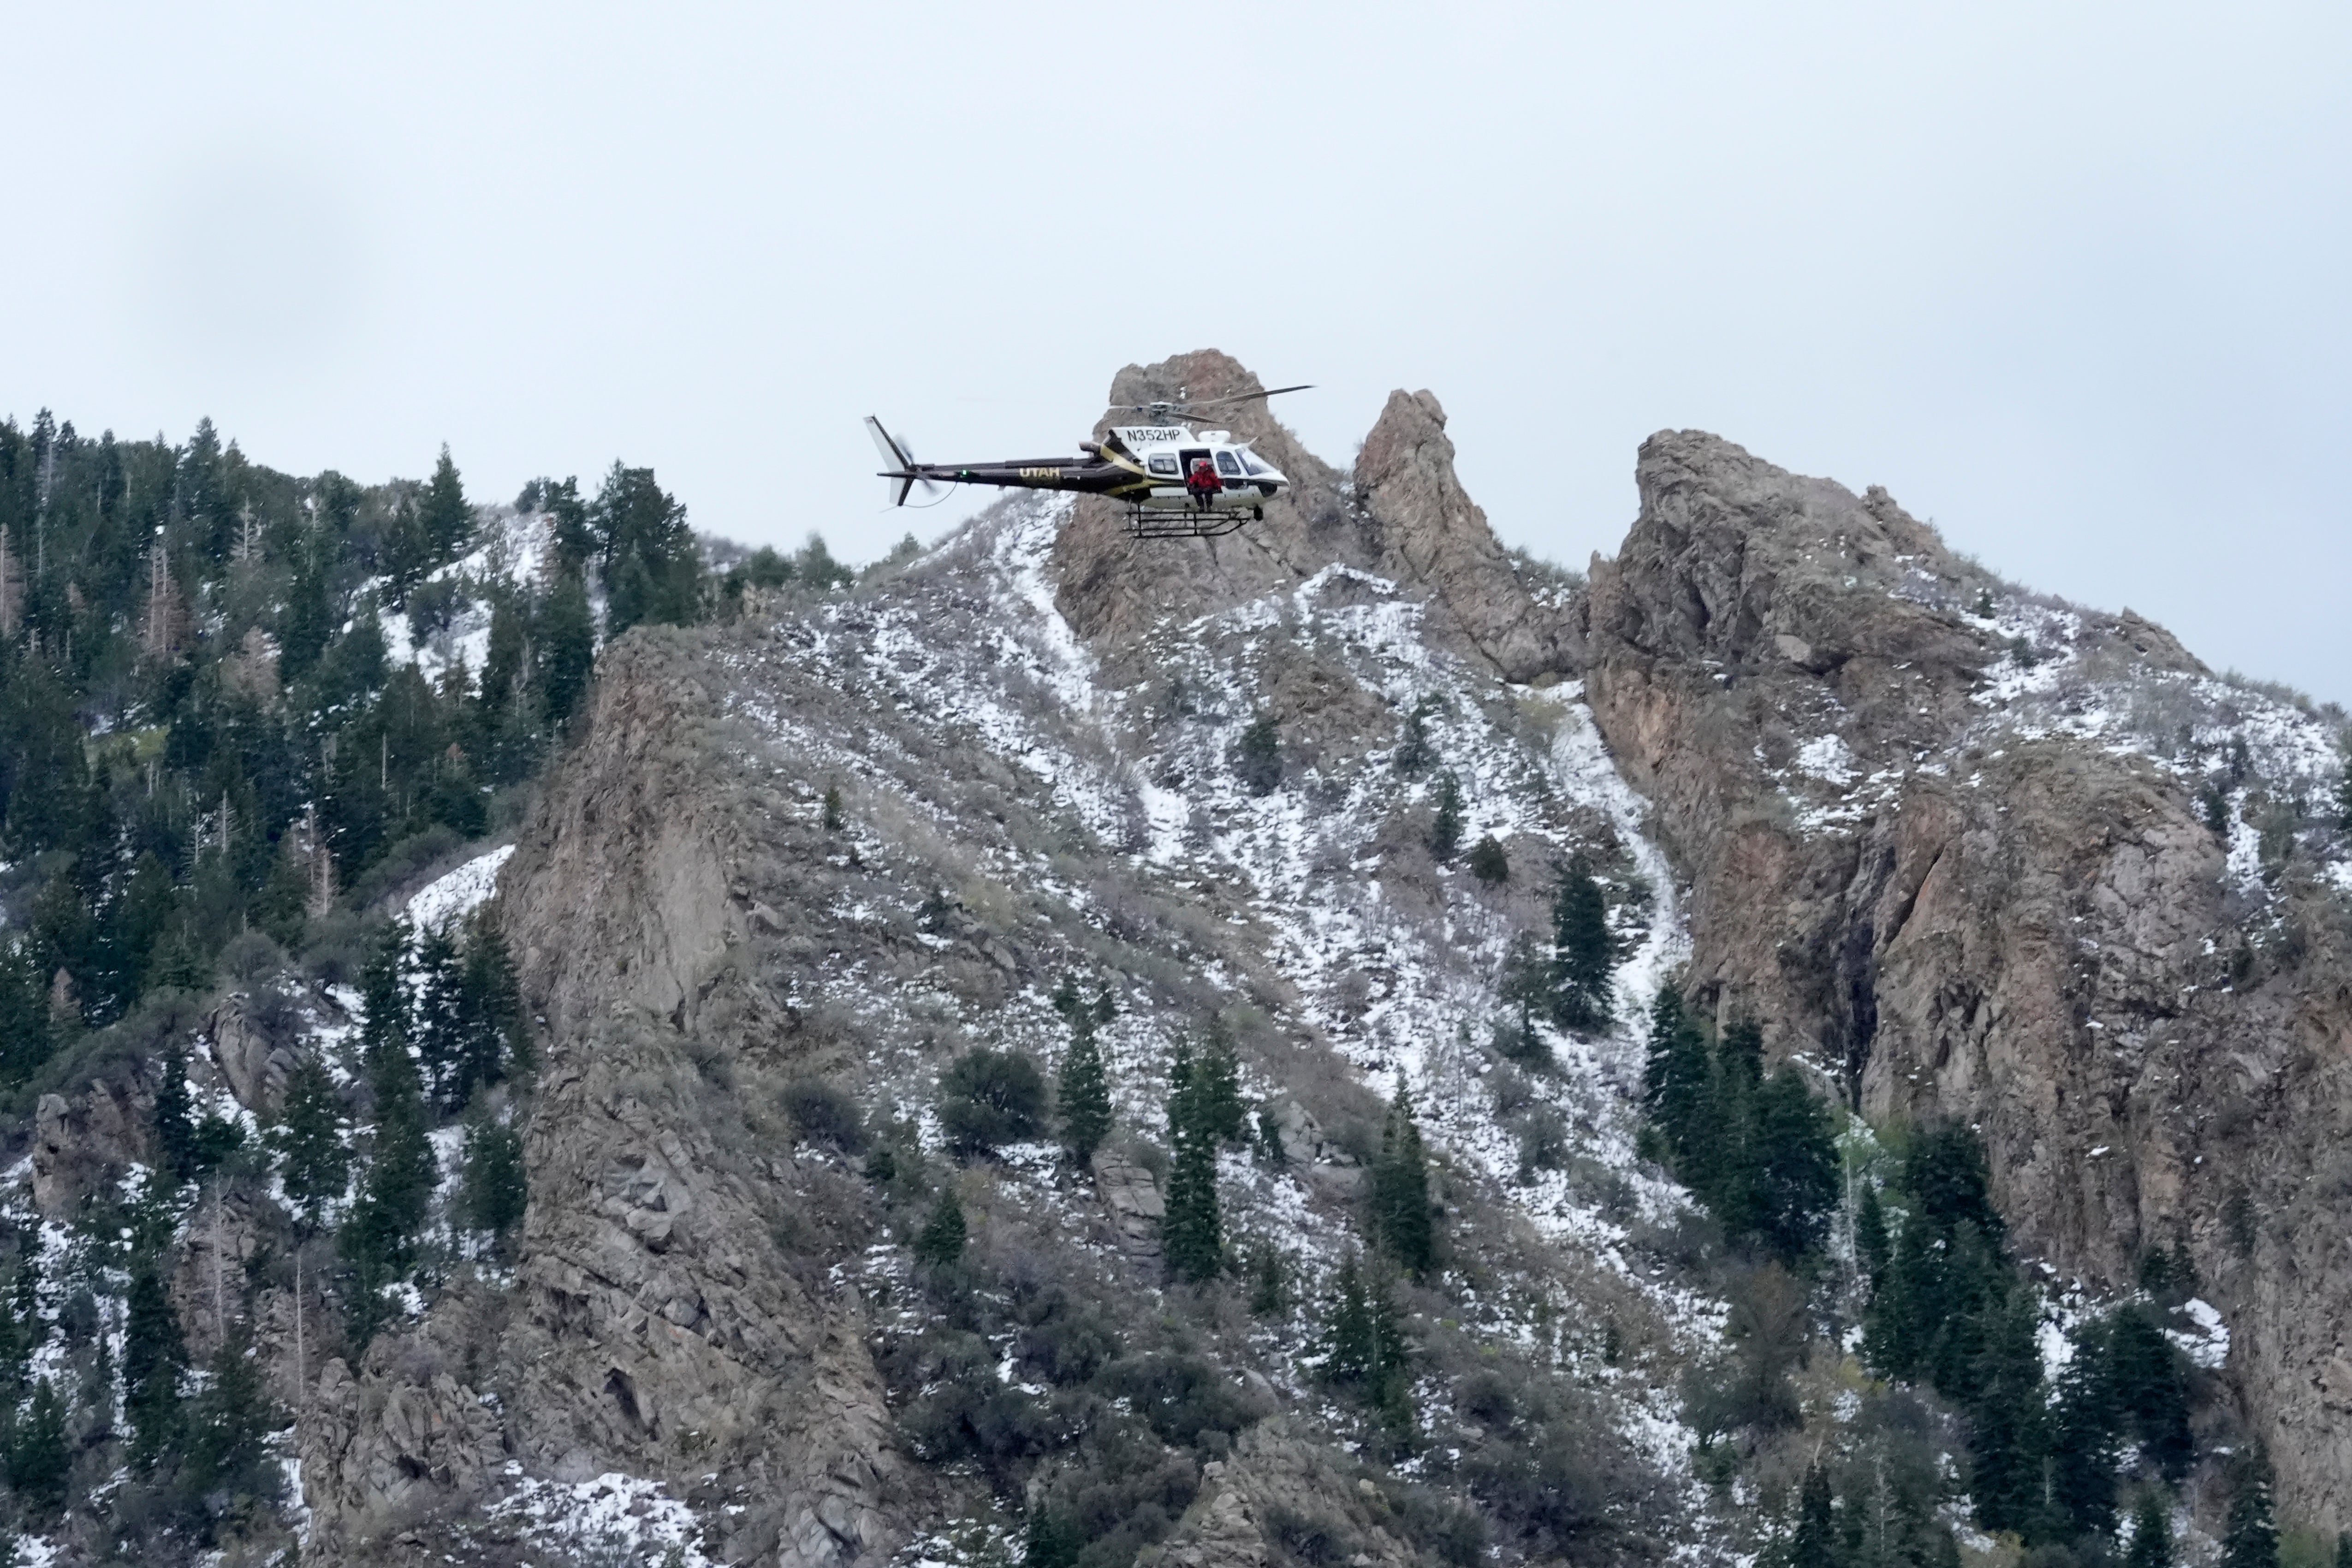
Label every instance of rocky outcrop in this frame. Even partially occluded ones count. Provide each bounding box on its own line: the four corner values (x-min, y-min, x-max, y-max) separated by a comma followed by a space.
1580, 428, 2352, 1524
1354, 388, 1573, 682
31, 1079, 140, 1216
209, 991, 298, 1113
302, 1353, 508, 1537
1051, 350, 1573, 684
1151, 1423, 1421, 1568
496, 642, 753, 1041
1092, 1146, 1166, 1260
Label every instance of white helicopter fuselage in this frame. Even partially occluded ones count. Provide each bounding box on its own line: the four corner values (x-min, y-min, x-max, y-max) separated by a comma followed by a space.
1111, 425, 1290, 511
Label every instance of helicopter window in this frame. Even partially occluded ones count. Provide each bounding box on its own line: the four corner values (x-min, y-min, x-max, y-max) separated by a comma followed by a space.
1215, 451, 1244, 478
1146, 454, 1180, 477
1239, 450, 1273, 476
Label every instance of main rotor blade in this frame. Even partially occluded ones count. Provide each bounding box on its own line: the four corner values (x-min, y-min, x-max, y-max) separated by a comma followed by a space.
1106, 384, 1314, 416
1183, 384, 1315, 410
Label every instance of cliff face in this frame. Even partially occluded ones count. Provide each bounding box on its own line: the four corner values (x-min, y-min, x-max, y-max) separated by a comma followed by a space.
296, 639, 918, 1566
1580, 430, 2352, 1520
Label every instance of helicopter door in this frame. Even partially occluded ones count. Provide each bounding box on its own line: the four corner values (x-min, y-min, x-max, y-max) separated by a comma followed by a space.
1178, 449, 1215, 487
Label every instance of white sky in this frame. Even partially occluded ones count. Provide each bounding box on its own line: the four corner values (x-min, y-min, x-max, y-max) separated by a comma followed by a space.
5, 3, 2347, 700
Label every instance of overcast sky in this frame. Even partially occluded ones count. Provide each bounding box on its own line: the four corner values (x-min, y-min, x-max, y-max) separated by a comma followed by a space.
5, 3, 2347, 699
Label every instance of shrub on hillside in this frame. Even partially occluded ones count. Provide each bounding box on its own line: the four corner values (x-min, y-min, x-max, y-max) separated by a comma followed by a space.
937, 1049, 1049, 1156
780, 1077, 866, 1152
1232, 715, 1283, 795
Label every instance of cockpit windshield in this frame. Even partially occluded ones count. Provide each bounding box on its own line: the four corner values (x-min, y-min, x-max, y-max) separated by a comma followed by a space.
1237, 448, 1274, 476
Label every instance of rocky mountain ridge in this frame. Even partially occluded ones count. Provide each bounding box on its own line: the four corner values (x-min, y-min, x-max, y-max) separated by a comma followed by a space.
11, 352, 2346, 1565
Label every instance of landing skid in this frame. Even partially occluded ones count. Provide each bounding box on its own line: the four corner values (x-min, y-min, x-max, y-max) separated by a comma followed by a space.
1123, 505, 1263, 540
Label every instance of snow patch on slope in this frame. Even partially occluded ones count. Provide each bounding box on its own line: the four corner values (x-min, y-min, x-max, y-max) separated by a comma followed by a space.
405, 843, 515, 932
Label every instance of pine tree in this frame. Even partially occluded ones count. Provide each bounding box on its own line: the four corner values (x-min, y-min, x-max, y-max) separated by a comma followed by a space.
1746, 1067, 1840, 1265
1321, 1251, 1410, 1420
914, 1188, 967, 1268
419, 444, 473, 564
1370, 1081, 1435, 1277
0, 938, 54, 1087
1324, 1252, 1372, 1378
0, 1257, 32, 1390
1927, 1223, 2006, 1403
1428, 771, 1464, 861
593, 463, 704, 635
2124, 1492, 2174, 1568
456, 915, 530, 1093
1232, 715, 1282, 796
822, 783, 845, 832
2221, 1447, 2278, 1568
1057, 1010, 1112, 1164
1467, 833, 1509, 885
184, 1326, 283, 1503
475, 587, 537, 777
1392, 696, 1435, 775
343, 995, 437, 1344
1497, 931, 1554, 1066
1790, 1460, 1836, 1568
124, 1255, 187, 1466
1248, 1243, 1290, 1317
1162, 1044, 1224, 1282
1965, 1284, 2048, 1536
539, 567, 595, 730
359, 917, 413, 1074
1550, 863, 1614, 1030
6, 1375, 68, 1514
2045, 1325, 2122, 1540
382, 491, 430, 606
366, 1034, 436, 1244
153, 1039, 199, 1182
2108, 1304, 2195, 1482
1642, 983, 1711, 1164
2332, 1532, 2350, 1568
280, 534, 335, 682
1857, 1182, 1891, 1293
1025, 1508, 1080, 1568
274, 1050, 350, 1229
413, 921, 466, 1110
462, 1114, 528, 1240
1902, 1123, 2007, 1251
1194, 1025, 1247, 1147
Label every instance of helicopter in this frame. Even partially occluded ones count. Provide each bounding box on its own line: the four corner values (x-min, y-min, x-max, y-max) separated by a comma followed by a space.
866, 384, 1311, 539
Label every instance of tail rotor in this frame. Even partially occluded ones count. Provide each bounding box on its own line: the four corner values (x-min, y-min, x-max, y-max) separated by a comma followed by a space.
866, 416, 946, 507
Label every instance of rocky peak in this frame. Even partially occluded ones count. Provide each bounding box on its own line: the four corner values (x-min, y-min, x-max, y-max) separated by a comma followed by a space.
1581, 428, 2352, 1524
1592, 429, 1983, 685
1052, 350, 1572, 683
1352, 388, 1571, 682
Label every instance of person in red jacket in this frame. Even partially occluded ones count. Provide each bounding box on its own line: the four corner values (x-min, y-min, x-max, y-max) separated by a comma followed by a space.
1186, 456, 1222, 508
